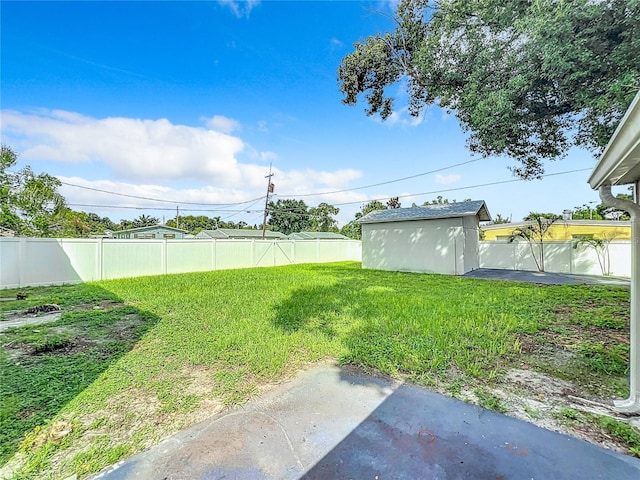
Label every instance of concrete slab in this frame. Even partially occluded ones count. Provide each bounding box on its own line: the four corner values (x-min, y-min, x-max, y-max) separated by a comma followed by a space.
464, 268, 630, 286
92, 364, 640, 480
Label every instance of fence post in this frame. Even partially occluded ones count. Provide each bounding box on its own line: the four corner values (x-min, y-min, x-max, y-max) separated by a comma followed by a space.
291, 240, 296, 264
569, 241, 574, 274
211, 238, 218, 270
162, 239, 167, 275
97, 238, 104, 281
252, 239, 256, 267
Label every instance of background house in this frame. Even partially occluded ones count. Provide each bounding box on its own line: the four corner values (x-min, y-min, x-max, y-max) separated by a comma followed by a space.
482, 220, 631, 241
357, 201, 491, 275
112, 225, 188, 239
196, 229, 288, 240
288, 232, 350, 240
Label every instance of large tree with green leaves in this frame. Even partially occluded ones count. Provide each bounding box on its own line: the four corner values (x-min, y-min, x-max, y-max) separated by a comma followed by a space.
267, 199, 312, 235
340, 199, 389, 240
338, 0, 639, 179
1, 145, 67, 237
309, 202, 340, 232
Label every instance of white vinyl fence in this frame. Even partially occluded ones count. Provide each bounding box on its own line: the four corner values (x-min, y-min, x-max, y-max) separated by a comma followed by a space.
0, 238, 362, 289
479, 240, 631, 277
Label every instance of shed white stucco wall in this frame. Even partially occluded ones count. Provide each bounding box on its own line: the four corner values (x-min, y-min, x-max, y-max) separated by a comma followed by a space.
361, 217, 479, 275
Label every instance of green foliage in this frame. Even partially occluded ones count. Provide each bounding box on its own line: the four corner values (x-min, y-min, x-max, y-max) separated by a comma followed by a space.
338, 0, 640, 178
596, 416, 640, 457
571, 203, 603, 221
1, 145, 67, 237
474, 388, 507, 413
510, 213, 561, 271
308, 202, 340, 232
490, 214, 511, 225
341, 200, 389, 239
131, 214, 159, 228
386, 197, 401, 209
165, 215, 217, 234
267, 198, 311, 234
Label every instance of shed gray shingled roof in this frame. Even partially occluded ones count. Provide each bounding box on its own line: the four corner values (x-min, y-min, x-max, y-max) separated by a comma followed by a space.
357, 201, 491, 224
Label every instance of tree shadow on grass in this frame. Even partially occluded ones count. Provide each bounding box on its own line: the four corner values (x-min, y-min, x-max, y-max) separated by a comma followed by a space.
270, 265, 465, 375
0, 283, 161, 465
269, 263, 565, 380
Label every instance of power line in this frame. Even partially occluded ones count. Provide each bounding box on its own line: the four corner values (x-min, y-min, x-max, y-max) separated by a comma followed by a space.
259, 167, 592, 213
276, 158, 483, 197
329, 167, 593, 207
66, 203, 265, 213
68, 167, 590, 216
58, 179, 265, 207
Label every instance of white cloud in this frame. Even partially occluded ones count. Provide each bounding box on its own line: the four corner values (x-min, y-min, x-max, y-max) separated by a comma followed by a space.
2, 109, 247, 184
202, 115, 241, 133
435, 173, 461, 185
2, 108, 369, 226
218, 0, 260, 19
330, 37, 344, 48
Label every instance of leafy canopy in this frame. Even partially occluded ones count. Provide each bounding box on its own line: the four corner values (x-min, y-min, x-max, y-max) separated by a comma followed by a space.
267, 198, 312, 235
338, 0, 640, 178
1, 145, 67, 237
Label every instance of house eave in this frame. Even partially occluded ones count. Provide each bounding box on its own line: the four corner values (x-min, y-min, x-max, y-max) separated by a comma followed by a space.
588, 91, 640, 189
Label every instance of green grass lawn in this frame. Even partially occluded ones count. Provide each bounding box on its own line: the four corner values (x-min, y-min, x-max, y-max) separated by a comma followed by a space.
0, 262, 632, 478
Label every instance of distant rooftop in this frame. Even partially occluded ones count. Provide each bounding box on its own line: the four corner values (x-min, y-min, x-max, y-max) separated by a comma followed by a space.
288, 231, 350, 240
114, 224, 187, 234
357, 201, 491, 224
482, 219, 631, 230
197, 229, 288, 239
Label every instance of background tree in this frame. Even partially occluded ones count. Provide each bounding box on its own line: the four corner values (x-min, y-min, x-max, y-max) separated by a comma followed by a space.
267, 199, 311, 235
1, 145, 67, 237
386, 197, 401, 209
490, 214, 511, 225
340, 199, 388, 240
130, 214, 159, 228
571, 203, 603, 221
166, 215, 217, 234
509, 213, 562, 272
309, 202, 340, 232
573, 234, 617, 276
338, 0, 639, 178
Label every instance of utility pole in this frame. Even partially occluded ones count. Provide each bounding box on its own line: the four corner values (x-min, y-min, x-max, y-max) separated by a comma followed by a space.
262, 164, 274, 239
176, 206, 180, 229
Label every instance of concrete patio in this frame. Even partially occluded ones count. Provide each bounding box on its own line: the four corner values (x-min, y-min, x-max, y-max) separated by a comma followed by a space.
92, 363, 640, 480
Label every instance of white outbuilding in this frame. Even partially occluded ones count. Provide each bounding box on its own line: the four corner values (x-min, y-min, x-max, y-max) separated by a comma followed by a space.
357, 201, 491, 275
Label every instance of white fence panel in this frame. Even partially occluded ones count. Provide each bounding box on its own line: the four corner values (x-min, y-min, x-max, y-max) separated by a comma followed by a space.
102, 240, 164, 280
542, 243, 572, 274
0, 237, 362, 289
0, 238, 21, 288
608, 242, 632, 277
166, 240, 215, 274
478, 242, 515, 270
274, 241, 294, 266
215, 240, 254, 270
479, 240, 630, 277
294, 241, 321, 264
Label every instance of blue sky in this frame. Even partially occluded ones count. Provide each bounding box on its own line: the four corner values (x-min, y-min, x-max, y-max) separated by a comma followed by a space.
0, 0, 614, 227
